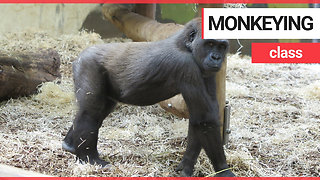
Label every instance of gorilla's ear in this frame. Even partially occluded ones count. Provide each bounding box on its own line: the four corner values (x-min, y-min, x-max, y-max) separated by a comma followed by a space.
186, 30, 196, 51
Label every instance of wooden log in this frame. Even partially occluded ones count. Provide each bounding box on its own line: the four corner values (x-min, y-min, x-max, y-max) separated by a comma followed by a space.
0, 164, 51, 177
0, 49, 61, 101
102, 4, 183, 42
102, 4, 226, 134
133, 4, 156, 19
159, 94, 189, 118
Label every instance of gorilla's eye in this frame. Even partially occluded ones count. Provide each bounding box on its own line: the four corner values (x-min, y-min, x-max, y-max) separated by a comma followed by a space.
208, 42, 214, 47
189, 31, 196, 42
218, 44, 226, 50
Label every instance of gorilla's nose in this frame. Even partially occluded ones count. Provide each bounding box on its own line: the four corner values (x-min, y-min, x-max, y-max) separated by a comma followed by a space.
211, 53, 221, 61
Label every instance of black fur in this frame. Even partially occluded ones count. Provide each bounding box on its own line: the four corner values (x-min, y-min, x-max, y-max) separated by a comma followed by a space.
62, 18, 234, 177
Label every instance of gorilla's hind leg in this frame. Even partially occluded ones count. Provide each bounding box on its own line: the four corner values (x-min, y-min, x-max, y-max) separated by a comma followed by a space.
63, 97, 116, 166
72, 99, 115, 166
62, 125, 76, 154
63, 57, 116, 166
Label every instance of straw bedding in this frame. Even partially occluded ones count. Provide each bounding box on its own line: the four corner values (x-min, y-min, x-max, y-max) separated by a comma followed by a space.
0, 31, 319, 177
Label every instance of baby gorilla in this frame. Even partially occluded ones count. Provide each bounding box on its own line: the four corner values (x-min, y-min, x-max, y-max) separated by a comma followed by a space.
62, 18, 234, 177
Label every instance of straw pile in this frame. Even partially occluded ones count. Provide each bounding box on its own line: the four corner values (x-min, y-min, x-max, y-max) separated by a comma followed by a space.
0, 30, 319, 177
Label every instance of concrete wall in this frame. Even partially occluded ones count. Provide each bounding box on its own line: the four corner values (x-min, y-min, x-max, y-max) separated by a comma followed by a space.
0, 4, 99, 35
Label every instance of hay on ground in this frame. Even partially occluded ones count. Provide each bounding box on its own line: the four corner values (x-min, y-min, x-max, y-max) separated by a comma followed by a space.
0, 31, 319, 177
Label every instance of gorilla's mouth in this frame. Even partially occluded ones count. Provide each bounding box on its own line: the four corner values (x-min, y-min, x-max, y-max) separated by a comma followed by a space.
205, 62, 220, 71
211, 67, 220, 71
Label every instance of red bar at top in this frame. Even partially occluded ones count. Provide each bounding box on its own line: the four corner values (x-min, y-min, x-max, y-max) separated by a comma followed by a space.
0, 0, 320, 3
